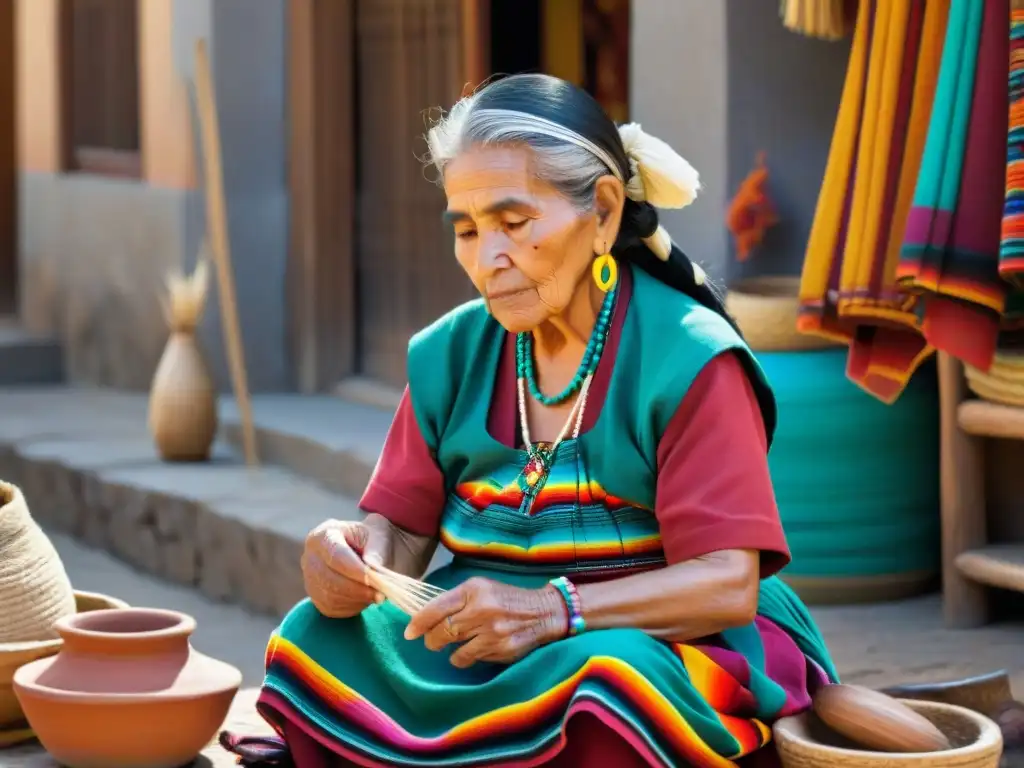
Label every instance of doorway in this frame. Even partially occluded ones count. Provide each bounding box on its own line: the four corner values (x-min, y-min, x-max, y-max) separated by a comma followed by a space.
352, 0, 477, 389
0, 0, 16, 315
287, 0, 632, 394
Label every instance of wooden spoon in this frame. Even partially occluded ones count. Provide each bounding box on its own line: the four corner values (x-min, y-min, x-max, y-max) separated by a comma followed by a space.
813, 684, 952, 753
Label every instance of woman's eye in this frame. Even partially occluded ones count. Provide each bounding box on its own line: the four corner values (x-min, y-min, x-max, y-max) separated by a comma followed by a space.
456, 230, 477, 240
504, 219, 528, 232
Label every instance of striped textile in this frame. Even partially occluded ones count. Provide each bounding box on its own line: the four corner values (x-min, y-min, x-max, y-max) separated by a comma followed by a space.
220, 452, 836, 767
1001, 1, 1024, 283
226, 565, 835, 767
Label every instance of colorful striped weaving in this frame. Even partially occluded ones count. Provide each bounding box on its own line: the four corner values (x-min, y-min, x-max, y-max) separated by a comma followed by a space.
233, 570, 835, 767
1001, 1, 1024, 283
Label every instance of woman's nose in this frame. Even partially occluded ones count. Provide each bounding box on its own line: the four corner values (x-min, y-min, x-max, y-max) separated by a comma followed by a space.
477, 232, 512, 273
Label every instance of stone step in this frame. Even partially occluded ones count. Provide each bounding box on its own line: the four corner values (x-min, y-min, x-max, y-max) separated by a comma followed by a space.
0, 387, 363, 617
219, 393, 393, 498
0, 320, 64, 385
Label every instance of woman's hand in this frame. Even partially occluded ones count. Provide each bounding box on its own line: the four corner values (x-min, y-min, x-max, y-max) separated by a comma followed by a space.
405, 577, 568, 668
301, 518, 391, 618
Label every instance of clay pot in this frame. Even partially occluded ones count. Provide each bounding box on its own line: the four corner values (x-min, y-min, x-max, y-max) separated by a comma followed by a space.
774, 699, 1003, 768
1, 591, 127, 742
148, 332, 218, 462
13, 607, 241, 768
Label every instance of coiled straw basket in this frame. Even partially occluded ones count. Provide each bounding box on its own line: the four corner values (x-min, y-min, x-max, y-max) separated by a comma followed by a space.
774, 699, 1003, 768
725, 276, 837, 352
965, 353, 1024, 408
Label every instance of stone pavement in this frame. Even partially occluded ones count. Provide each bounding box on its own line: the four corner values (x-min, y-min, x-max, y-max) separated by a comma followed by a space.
4, 534, 1024, 767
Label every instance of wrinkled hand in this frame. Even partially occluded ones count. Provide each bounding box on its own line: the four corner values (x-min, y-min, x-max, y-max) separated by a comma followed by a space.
301, 518, 391, 619
405, 577, 568, 668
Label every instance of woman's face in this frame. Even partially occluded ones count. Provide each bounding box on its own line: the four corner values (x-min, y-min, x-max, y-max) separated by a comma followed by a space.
443, 144, 623, 332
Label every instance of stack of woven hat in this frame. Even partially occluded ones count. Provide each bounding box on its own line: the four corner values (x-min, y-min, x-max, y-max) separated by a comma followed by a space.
0, 481, 76, 744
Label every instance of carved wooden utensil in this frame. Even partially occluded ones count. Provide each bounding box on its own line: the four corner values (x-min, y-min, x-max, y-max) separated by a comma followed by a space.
813, 684, 952, 753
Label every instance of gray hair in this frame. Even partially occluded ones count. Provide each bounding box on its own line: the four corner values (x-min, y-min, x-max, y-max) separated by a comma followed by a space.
425, 95, 614, 212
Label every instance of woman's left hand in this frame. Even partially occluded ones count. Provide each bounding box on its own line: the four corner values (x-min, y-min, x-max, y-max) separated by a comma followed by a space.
405, 577, 568, 668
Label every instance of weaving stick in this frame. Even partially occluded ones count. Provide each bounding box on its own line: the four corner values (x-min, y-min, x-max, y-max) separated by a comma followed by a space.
192, 38, 259, 466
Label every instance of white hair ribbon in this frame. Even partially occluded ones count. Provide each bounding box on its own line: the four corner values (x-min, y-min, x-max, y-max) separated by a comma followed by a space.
617, 123, 701, 265
617, 123, 701, 209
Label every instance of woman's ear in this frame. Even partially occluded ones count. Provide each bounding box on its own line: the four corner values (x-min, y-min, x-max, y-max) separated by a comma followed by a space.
592, 175, 626, 255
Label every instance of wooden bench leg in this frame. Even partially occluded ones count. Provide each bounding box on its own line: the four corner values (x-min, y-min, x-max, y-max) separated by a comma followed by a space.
938, 352, 989, 628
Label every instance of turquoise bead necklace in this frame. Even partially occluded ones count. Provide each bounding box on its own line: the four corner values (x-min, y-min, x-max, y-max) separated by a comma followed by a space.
514, 282, 618, 515
515, 283, 618, 406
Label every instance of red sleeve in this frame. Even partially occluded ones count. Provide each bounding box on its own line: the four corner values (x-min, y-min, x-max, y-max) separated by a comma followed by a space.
655, 351, 790, 578
358, 387, 446, 537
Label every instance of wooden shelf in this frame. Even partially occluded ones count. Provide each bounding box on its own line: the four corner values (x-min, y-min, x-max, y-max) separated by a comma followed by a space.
955, 545, 1024, 594
958, 399, 1024, 440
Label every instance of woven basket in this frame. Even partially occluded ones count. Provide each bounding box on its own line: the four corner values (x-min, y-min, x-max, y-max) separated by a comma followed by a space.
774, 699, 1002, 768
725, 276, 836, 352
0, 590, 128, 741
965, 353, 1024, 407
0, 481, 75, 644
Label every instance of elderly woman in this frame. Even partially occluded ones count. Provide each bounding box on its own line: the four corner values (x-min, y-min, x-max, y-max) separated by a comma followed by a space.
223, 74, 837, 768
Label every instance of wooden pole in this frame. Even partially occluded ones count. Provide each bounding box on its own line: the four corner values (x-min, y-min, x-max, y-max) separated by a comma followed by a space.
937, 351, 987, 627
192, 38, 259, 467
460, 0, 489, 91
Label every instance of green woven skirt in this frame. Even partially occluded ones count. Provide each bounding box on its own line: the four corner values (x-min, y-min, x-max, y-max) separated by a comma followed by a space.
228, 563, 837, 767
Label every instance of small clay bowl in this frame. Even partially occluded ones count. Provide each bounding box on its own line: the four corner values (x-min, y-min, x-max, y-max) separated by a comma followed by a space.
774, 699, 1003, 768
0, 590, 127, 731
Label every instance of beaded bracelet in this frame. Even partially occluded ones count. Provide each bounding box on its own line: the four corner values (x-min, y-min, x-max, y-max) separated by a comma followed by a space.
549, 576, 586, 637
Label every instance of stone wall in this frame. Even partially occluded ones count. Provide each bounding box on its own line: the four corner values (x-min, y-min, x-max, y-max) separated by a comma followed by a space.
18, 174, 195, 389
16, 0, 292, 393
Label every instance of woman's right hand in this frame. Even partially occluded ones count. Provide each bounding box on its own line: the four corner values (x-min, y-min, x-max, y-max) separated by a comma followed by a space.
302, 517, 392, 618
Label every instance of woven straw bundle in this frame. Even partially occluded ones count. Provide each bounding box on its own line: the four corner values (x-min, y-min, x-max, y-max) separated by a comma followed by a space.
0, 482, 76, 643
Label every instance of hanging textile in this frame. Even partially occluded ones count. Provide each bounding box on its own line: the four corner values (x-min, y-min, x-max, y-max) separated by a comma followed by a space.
897, 0, 1008, 375
1001, 1, 1024, 284
799, 0, 936, 402
798, 0, 874, 344
799, 0, 1011, 403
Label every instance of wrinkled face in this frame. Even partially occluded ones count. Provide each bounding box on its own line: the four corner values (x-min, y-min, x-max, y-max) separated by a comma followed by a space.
443, 145, 611, 332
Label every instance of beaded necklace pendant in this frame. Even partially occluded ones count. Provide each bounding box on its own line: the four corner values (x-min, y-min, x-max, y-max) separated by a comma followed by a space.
517, 442, 553, 515
514, 283, 616, 516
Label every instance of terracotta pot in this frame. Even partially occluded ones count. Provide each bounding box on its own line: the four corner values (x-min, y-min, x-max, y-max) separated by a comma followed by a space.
0, 590, 128, 743
774, 699, 1003, 768
13, 607, 241, 768
148, 332, 218, 462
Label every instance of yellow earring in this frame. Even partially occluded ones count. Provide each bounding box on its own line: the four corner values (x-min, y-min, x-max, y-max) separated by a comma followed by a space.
592, 253, 618, 293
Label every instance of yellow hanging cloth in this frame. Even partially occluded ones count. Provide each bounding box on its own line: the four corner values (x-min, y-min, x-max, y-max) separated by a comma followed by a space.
797, 0, 873, 342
